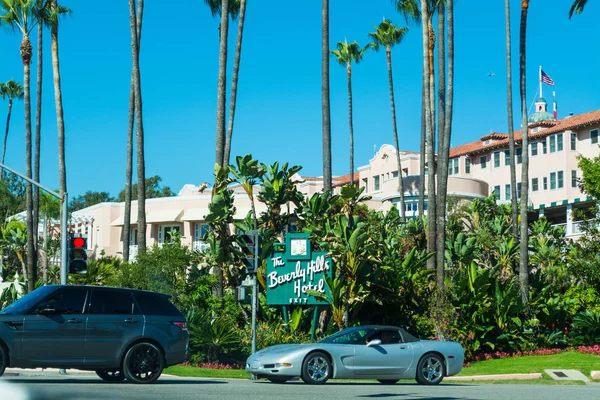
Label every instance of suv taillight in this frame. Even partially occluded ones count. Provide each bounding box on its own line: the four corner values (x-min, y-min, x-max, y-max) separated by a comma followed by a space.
172, 321, 188, 331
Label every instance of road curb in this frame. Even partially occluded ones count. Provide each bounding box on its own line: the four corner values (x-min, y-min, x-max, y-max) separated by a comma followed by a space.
446, 373, 543, 381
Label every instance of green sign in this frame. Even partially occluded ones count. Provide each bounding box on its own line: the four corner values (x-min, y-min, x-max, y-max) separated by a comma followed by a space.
266, 233, 332, 306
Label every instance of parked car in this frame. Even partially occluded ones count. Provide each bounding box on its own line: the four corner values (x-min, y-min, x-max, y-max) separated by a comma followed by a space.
0, 285, 188, 384
245, 325, 464, 385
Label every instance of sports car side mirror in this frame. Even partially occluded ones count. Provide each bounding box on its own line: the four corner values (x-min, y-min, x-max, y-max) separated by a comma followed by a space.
366, 339, 382, 347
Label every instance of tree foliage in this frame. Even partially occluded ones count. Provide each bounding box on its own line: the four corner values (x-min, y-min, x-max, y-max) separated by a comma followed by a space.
116, 175, 175, 202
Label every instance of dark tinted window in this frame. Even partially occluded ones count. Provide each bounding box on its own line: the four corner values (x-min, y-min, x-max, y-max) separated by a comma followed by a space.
133, 292, 182, 316
43, 287, 88, 314
1, 286, 57, 314
369, 329, 402, 344
89, 289, 138, 315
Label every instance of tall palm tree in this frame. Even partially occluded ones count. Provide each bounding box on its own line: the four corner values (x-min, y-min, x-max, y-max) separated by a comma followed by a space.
322, 0, 332, 192
1, 0, 39, 292
33, 2, 42, 244
214, 0, 230, 168
331, 41, 368, 187
0, 79, 24, 173
223, 0, 248, 167
123, 0, 143, 262
506, 0, 518, 239
368, 19, 408, 221
128, 0, 146, 254
569, 0, 588, 17
518, 0, 530, 304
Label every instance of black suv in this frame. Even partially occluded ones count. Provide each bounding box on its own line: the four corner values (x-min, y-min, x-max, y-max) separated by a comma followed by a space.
0, 285, 188, 384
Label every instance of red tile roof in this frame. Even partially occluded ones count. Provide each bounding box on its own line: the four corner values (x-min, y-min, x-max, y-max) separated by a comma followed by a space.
450, 109, 600, 158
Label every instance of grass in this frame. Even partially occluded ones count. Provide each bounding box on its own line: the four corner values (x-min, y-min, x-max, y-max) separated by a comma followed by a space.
164, 351, 600, 384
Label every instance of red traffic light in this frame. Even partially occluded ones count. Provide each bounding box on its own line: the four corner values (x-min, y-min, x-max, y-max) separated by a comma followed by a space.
73, 237, 86, 248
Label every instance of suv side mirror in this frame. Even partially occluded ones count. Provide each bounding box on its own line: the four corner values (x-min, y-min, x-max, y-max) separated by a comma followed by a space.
367, 339, 382, 347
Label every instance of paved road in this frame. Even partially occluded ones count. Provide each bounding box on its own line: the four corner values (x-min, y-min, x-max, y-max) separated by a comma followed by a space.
2, 370, 600, 400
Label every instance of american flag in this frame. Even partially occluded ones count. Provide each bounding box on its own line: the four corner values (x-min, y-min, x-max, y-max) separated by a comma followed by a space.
541, 70, 555, 86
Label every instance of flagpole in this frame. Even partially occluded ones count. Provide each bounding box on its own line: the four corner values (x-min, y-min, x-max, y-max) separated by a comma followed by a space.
539, 65, 542, 99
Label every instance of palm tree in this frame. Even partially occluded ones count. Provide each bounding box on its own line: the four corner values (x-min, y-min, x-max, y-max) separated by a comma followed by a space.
331, 41, 368, 187
214, 0, 230, 168
33, 1, 43, 243
505, 0, 518, 239
569, 0, 588, 17
123, 0, 143, 262
128, 0, 146, 254
223, 0, 248, 167
0, 79, 24, 173
369, 19, 409, 221
1, 0, 40, 292
322, 0, 332, 192
518, 0, 530, 304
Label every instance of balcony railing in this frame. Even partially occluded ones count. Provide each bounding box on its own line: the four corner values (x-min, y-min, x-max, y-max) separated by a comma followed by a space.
193, 241, 210, 253
551, 219, 595, 237
129, 245, 138, 261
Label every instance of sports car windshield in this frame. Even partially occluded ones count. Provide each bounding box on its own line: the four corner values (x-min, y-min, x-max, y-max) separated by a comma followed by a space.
319, 327, 375, 345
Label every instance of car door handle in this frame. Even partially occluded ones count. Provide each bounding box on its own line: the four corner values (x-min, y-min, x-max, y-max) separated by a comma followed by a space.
124, 318, 138, 323
399, 346, 407, 350
67, 318, 82, 324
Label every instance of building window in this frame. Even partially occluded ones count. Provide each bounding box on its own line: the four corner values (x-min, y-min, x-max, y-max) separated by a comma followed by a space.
517, 182, 522, 200
516, 148, 523, 164
494, 185, 500, 200
549, 135, 556, 153
558, 171, 564, 189
158, 225, 181, 244
543, 177, 548, 190
505, 184, 511, 200
404, 202, 418, 212
504, 150, 510, 166
480, 156, 487, 169
571, 133, 577, 151
449, 158, 459, 176
392, 171, 398, 178
362, 178, 368, 193
465, 158, 471, 174
194, 223, 210, 242
493, 151, 500, 168
532, 178, 539, 192
129, 228, 138, 246
557, 133, 563, 151
374, 176, 380, 191
592, 129, 599, 144
542, 140, 547, 154
531, 142, 538, 156
571, 170, 578, 188
550, 172, 557, 190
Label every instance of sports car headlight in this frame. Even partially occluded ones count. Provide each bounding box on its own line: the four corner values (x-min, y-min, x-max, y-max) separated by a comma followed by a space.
274, 363, 292, 368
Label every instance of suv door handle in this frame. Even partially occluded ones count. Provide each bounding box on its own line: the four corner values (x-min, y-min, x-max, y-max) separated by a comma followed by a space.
124, 318, 138, 323
67, 318, 82, 324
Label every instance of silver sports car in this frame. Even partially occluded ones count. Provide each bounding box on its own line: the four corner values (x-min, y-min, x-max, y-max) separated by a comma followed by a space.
245, 325, 464, 385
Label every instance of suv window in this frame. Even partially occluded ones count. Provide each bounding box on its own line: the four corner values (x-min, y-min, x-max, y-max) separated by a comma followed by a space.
42, 287, 88, 314
89, 288, 139, 315
133, 292, 182, 316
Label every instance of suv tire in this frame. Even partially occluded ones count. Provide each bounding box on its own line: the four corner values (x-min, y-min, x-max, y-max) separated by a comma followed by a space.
0, 342, 7, 378
122, 342, 164, 384
96, 369, 125, 382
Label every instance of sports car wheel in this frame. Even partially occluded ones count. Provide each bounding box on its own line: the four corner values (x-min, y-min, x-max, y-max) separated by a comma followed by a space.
301, 351, 331, 384
377, 379, 399, 385
96, 369, 125, 382
267, 377, 290, 384
415, 353, 445, 385
122, 342, 164, 384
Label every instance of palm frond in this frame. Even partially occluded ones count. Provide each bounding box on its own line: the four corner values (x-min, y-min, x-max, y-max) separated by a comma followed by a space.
369, 19, 408, 51
569, 0, 588, 18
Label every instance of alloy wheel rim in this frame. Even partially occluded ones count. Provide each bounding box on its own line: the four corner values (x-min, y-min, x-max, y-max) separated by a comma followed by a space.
129, 345, 161, 381
307, 355, 329, 382
421, 357, 442, 383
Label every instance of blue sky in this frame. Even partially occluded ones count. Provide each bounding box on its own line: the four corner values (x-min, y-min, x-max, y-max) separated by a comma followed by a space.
0, 0, 598, 198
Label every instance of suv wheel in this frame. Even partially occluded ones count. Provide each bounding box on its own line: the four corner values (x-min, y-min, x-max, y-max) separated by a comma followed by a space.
0, 343, 7, 378
122, 342, 164, 384
96, 369, 125, 382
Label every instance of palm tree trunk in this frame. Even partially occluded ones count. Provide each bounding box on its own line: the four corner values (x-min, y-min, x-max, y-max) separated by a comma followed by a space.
215, 0, 230, 168
224, 0, 248, 167
418, 80, 425, 217
322, 0, 332, 192
422, 2, 436, 272
34, 23, 43, 254
50, 0, 66, 286
387, 47, 405, 222
518, 0, 530, 305
506, 0, 518, 240
123, 0, 143, 262
1, 100, 13, 168
129, 0, 146, 254
347, 64, 355, 186
22, 33, 36, 293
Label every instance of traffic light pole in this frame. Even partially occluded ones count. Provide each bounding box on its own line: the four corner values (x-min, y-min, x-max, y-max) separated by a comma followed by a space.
0, 162, 68, 284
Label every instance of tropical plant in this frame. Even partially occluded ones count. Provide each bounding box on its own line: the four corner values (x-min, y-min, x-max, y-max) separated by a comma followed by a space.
368, 19, 408, 221
187, 309, 241, 363
569, 0, 588, 18
0, 79, 24, 174
331, 40, 369, 186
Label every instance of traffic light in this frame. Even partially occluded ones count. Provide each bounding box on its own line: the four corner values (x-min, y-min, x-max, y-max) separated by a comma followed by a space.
69, 235, 88, 274
239, 230, 260, 274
